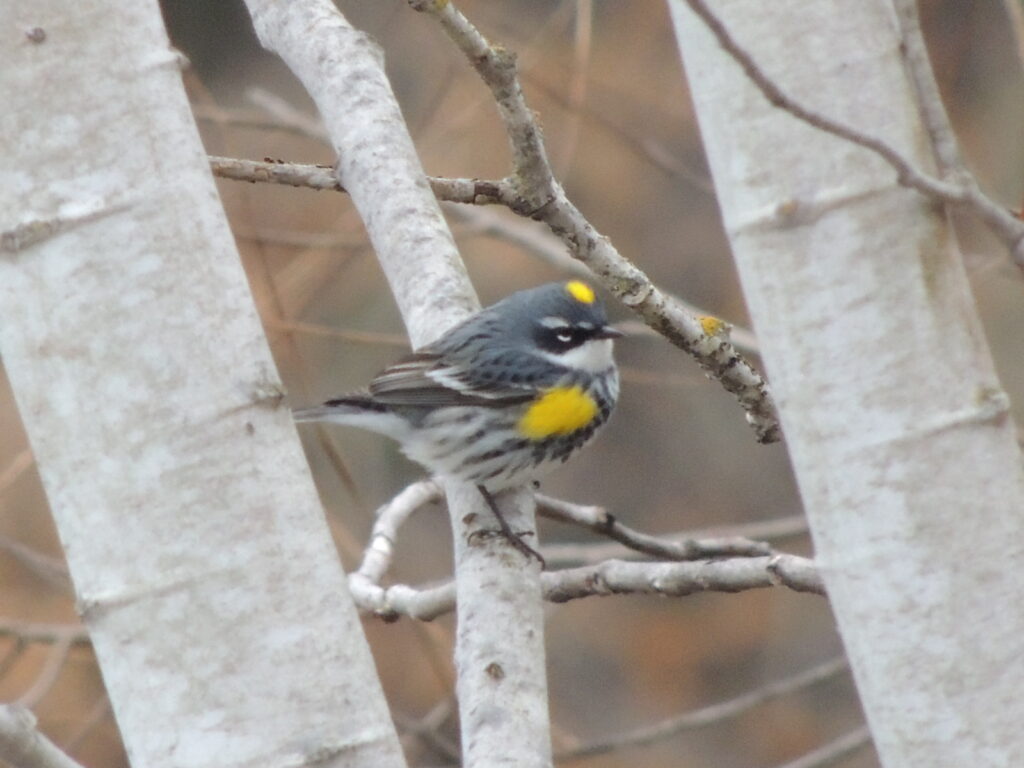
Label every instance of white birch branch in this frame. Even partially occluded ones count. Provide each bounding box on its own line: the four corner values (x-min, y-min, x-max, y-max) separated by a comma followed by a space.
0, 1, 404, 766
671, 1, 1024, 764
240, 2, 553, 765
0, 706, 85, 768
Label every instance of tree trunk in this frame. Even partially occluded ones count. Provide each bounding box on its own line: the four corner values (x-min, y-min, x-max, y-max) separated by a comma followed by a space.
670, 1, 1024, 764
0, 2, 404, 767
241, 2, 553, 765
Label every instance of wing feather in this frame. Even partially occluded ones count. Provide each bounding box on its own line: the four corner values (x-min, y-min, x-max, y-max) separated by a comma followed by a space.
368, 351, 535, 407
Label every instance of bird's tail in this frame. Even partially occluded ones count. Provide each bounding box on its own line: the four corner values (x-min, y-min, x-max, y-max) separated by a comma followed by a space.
292, 393, 383, 423
292, 393, 410, 441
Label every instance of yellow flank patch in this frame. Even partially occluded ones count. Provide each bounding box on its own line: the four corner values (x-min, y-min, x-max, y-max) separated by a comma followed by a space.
565, 280, 595, 304
699, 315, 726, 337
518, 386, 598, 439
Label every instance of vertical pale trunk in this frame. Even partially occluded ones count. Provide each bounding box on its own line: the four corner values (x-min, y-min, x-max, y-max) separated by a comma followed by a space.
242, 2, 553, 765
0, 2, 404, 767
671, 1, 1024, 765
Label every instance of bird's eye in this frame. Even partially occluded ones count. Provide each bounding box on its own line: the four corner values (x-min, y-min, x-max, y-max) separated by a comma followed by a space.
555, 330, 573, 343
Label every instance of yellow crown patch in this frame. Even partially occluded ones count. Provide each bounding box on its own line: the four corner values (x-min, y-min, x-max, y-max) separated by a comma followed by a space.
565, 280, 595, 304
518, 386, 598, 439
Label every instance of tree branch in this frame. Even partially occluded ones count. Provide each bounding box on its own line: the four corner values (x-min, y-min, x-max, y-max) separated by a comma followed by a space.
771, 726, 873, 768
535, 495, 773, 560
210, 155, 763, 357
0, 706, 86, 768
409, 0, 781, 442
242, 2, 552, 763
680, 0, 1024, 266
352, 554, 821, 622
544, 555, 823, 602
0, 621, 89, 646
557, 656, 848, 760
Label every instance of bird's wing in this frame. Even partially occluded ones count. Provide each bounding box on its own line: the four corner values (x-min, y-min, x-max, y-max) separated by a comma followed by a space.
368, 351, 536, 407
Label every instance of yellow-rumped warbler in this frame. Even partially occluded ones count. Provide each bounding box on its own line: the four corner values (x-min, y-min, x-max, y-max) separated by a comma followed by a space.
294, 280, 621, 563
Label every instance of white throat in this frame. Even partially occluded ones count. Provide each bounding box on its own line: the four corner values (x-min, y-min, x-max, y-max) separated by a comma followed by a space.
541, 338, 615, 374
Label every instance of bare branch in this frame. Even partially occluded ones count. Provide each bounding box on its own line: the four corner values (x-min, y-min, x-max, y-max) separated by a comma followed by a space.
544, 555, 823, 602
353, 480, 444, 588
209, 154, 511, 206
536, 495, 773, 560
543, 513, 808, 567
210, 155, 339, 191
0, 537, 71, 592
16, 636, 73, 709
771, 726, 873, 768
0, 621, 89, 646
354, 553, 821, 622
0, 449, 33, 493
890, 0, 965, 180
557, 656, 848, 760
210, 156, 764, 357
344, 483, 817, 618
448, 204, 761, 355
0, 705, 87, 768
393, 697, 460, 762
245, 86, 330, 142
1002, 0, 1024, 78
681, 0, 1024, 266
409, 0, 781, 442
59, 697, 111, 756
265, 318, 407, 347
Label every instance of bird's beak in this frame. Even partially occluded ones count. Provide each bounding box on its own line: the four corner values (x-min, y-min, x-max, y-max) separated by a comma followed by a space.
595, 325, 625, 340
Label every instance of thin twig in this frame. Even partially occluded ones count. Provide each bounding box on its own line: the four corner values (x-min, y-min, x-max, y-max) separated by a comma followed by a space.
551, 0, 592, 179
1002, 0, 1024, 79
245, 86, 330, 142
209, 155, 510, 206
394, 697, 461, 762
232, 226, 366, 250
266, 317, 407, 346
770, 725, 873, 768
890, 0, 965, 180
213, 158, 764, 359
0, 640, 26, 682
448, 204, 761, 355
16, 635, 73, 709
536, 495, 772, 560
60, 697, 110, 756
0, 537, 71, 592
0, 449, 33, 493
210, 155, 340, 190
542, 513, 808, 566
681, 0, 1024, 265
0, 622, 89, 646
557, 656, 849, 760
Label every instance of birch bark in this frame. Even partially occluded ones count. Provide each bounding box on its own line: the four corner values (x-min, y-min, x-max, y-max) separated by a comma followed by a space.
241, 2, 553, 765
670, 2, 1024, 765
0, 2, 404, 767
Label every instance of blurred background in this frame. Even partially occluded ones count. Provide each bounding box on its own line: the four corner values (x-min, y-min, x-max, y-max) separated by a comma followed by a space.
2, 1, 1022, 766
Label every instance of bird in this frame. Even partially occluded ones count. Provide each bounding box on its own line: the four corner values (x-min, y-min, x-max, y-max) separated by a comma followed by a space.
294, 280, 622, 564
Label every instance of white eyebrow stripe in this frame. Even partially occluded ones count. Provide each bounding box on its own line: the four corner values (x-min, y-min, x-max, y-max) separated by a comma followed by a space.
539, 316, 570, 329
